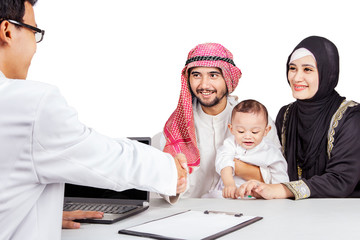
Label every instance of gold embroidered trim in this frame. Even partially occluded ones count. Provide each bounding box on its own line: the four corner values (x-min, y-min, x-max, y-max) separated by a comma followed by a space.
283, 180, 310, 200
281, 104, 303, 180
297, 165, 302, 179
281, 103, 293, 156
327, 100, 358, 159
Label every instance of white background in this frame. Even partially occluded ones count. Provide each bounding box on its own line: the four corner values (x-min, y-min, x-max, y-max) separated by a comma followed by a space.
28, 0, 360, 138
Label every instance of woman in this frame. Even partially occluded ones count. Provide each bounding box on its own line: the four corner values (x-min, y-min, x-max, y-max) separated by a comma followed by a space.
237, 36, 360, 199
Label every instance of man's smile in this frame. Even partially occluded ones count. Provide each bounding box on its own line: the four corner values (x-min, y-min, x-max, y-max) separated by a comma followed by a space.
197, 89, 216, 97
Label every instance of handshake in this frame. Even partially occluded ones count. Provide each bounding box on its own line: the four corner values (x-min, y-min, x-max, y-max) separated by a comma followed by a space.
173, 153, 188, 194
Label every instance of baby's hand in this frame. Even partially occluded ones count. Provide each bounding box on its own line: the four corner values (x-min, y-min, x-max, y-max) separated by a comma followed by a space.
222, 185, 237, 199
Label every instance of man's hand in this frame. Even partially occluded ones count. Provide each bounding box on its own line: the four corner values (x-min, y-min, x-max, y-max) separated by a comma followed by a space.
174, 153, 188, 194
62, 210, 104, 229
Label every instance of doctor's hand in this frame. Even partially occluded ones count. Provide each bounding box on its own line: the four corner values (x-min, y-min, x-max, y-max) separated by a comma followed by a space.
174, 153, 188, 194
62, 210, 104, 229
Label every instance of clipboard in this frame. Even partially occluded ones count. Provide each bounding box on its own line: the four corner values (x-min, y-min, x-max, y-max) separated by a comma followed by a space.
118, 210, 262, 240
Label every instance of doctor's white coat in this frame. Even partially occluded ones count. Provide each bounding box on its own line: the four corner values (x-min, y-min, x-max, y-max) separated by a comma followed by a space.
0, 72, 177, 240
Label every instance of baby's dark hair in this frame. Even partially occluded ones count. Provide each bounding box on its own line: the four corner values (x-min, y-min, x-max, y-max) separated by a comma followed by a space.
231, 99, 268, 125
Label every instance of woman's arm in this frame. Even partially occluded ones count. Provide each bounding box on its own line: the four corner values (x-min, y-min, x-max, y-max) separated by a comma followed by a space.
277, 106, 360, 200
303, 107, 360, 198
234, 159, 264, 182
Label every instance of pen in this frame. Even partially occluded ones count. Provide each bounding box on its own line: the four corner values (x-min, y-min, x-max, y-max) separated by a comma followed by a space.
204, 210, 243, 217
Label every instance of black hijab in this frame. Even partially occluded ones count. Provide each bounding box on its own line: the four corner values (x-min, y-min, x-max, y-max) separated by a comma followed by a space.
284, 36, 345, 180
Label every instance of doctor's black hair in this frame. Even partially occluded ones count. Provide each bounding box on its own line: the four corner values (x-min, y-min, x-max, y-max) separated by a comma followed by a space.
0, 0, 38, 24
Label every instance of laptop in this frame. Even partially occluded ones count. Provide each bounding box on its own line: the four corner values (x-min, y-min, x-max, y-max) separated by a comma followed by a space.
63, 137, 151, 224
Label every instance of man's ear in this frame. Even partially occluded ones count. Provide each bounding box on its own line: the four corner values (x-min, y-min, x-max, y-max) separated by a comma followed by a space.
0, 21, 12, 45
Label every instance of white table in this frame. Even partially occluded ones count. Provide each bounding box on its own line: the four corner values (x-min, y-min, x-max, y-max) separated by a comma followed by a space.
62, 198, 360, 239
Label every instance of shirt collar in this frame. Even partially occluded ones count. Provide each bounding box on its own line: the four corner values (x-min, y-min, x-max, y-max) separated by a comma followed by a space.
194, 97, 233, 122
0, 71, 8, 85
0, 71, 6, 80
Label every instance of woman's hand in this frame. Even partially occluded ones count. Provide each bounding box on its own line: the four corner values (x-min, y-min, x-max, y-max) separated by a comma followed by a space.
234, 159, 264, 182
236, 180, 293, 199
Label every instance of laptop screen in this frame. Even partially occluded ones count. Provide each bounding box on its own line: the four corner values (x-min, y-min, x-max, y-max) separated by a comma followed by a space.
64, 137, 151, 202
64, 184, 148, 200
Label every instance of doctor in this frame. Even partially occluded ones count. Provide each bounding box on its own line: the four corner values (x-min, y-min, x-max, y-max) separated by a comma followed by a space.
0, 1, 187, 240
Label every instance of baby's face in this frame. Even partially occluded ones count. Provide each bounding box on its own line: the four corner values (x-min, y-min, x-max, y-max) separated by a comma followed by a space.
229, 112, 271, 150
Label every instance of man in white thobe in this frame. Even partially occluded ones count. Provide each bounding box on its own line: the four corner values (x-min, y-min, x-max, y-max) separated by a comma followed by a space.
158, 43, 279, 203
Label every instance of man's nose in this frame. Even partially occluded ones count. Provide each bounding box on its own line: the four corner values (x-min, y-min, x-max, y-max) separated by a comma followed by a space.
199, 76, 211, 88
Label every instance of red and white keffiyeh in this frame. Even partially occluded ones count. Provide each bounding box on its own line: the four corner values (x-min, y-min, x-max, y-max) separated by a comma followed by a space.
163, 43, 242, 173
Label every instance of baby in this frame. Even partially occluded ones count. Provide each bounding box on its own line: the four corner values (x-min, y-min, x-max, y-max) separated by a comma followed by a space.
215, 99, 289, 199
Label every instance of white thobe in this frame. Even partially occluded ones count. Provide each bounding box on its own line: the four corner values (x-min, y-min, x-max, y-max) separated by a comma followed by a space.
0, 72, 177, 240
158, 96, 280, 201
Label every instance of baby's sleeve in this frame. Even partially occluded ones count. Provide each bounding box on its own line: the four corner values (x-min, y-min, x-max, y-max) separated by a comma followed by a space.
215, 137, 237, 175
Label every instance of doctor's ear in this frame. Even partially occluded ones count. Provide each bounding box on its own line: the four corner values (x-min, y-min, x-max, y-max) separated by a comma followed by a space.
0, 20, 13, 45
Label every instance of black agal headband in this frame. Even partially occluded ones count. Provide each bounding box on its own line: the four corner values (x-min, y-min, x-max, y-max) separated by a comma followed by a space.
185, 56, 236, 66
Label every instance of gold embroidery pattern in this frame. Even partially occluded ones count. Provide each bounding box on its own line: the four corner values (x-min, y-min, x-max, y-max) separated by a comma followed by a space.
297, 165, 302, 180
283, 180, 310, 200
327, 100, 358, 159
281, 103, 293, 156
281, 104, 303, 180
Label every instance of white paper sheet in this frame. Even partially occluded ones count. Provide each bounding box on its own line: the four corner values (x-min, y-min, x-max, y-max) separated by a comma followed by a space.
120, 210, 260, 240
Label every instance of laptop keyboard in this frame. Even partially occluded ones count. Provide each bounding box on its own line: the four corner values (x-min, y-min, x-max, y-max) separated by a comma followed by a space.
63, 203, 138, 214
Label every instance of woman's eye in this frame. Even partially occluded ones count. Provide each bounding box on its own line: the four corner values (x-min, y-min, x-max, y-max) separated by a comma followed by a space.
304, 67, 313, 72
238, 131, 244, 134
289, 66, 296, 71
252, 132, 259, 134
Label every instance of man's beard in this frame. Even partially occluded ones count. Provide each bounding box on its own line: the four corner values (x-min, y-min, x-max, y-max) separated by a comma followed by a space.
195, 89, 228, 108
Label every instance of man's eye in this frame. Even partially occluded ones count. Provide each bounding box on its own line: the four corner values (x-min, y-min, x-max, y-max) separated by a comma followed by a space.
252, 132, 259, 134
238, 131, 244, 134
